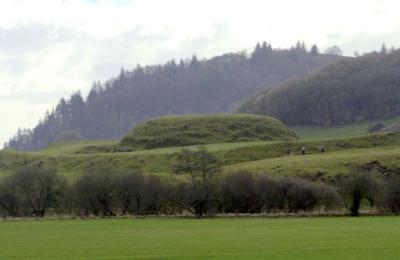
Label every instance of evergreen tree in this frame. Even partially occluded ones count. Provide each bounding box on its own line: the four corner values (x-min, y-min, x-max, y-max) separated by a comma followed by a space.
6, 43, 342, 150
381, 43, 387, 55
310, 44, 319, 55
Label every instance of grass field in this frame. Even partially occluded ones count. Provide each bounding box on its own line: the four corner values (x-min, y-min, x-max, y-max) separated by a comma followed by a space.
2, 119, 400, 259
2, 132, 400, 179
293, 115, 400, 140
0, 217, 399, 259
224, 146, 400, 177
38, 140, 118, 155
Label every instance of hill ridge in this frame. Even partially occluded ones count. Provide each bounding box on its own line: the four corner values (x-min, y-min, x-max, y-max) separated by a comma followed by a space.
6, 42, 343, 150
238, 50, 400, 126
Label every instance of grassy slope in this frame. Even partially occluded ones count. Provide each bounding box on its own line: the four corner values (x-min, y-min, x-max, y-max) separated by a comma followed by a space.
2, 132, 400, 179
0, 141, 271, 179
121, 113, 297, 150
0, 217, 399, 259
224, 146, 400, 178
3, 113, 400, 179
293, 115, 400, 140
39, 140, 118, 155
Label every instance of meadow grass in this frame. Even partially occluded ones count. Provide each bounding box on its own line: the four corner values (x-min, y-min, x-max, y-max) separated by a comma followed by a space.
224, 146, 400, 177
2, 133, 400, 179
0, 217, 399, 259
38, 140, 118, 155
293, 115, 400, 140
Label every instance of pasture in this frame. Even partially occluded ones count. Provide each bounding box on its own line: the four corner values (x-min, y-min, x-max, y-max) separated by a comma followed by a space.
293, 115, 400, 140
0, 217, 399, 259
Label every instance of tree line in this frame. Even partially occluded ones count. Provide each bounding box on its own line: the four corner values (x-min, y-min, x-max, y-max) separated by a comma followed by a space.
1, 148, 400, 218
5, 42, 343, 150
238, 47, 400, 126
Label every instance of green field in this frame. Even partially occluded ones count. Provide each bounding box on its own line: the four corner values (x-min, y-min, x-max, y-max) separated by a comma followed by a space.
2, 132, 400, 179
2, 119, 400, 259
293, 115, 400, 140
3, 114, 400, 179
224, 146, 400, 177
0, 217, 399, 259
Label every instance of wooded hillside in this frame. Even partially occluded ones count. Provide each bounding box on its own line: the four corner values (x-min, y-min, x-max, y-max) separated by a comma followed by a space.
6, 42, 342, 150
238, 49, 400, 126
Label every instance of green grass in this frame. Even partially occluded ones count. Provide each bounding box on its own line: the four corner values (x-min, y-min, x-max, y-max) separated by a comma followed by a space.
0, 141, 273, 180
39, 140, 118, 155
293, 115, 400, 140
41, 140, 270, 155
224, 146, 400, 177
121, 113, 297, 150
2, 132, 400, 179
0, 217, 399, 259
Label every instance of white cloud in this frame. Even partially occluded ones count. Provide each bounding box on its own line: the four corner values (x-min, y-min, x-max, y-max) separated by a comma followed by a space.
1, 0, 400, 146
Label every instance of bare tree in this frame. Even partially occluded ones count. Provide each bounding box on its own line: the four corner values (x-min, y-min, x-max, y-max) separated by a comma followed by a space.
0, 175, 22, 217
338, 171, 379, 216
74, 170, 118, 217
14, 164, 66, 217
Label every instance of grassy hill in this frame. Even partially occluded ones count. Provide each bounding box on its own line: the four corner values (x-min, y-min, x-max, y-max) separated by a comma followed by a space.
2, 131, 400, 180
293, 115, 400, 140
120, 114, 298, 150
39, 140, 118, 155
224, 146, 400, 179
6, 44, 344, 151
238, 50, 400, 126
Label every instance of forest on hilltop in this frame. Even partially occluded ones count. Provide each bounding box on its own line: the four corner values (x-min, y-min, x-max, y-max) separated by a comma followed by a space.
238, 47, 400, 126
6, 42, 342, 150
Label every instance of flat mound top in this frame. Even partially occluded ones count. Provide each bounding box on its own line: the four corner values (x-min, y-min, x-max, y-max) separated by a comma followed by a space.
120, 113, 297, 149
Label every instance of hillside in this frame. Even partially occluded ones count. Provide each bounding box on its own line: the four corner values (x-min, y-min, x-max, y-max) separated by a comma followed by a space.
5, 42, 343, 150
293, 115, 400, 140
224, 146, 400, 178
120, 114, 297, 149
2, 132, 400, 180
238, 50, 400, 126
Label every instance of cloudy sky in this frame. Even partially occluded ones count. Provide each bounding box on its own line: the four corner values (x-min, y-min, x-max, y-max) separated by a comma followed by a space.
1, 0, 400, 146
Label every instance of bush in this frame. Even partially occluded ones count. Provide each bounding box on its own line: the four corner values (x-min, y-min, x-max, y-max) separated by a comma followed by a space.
114, 172, 145, 215
381, 176, 400, 212
256, 175, 286, 213
0, 165, 388, 218
0, 175, 23, 217
282, 178, 320, 213
318, 186, 343, 212
368, 123, 385, 133
13, 164, 66, 217
219, 171, 260, 213
338, 171, 379, 216
73, 170, 118, 217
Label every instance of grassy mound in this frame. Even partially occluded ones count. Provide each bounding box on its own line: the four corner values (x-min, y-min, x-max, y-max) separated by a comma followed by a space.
120, 114, 298, 149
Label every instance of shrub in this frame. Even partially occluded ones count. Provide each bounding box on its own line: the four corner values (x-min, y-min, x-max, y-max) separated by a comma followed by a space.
219, 171, 260, 213
14, 164, 66, 217
73, 170, 118, 217
256, 175, 286, 213
338, 171, 379, 216
381, 176, 400, 212
283, 178, 320, 213
368, 123, 385, 133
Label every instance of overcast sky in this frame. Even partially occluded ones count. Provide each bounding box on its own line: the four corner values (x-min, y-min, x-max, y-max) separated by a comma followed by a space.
1, 0, 400, 146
